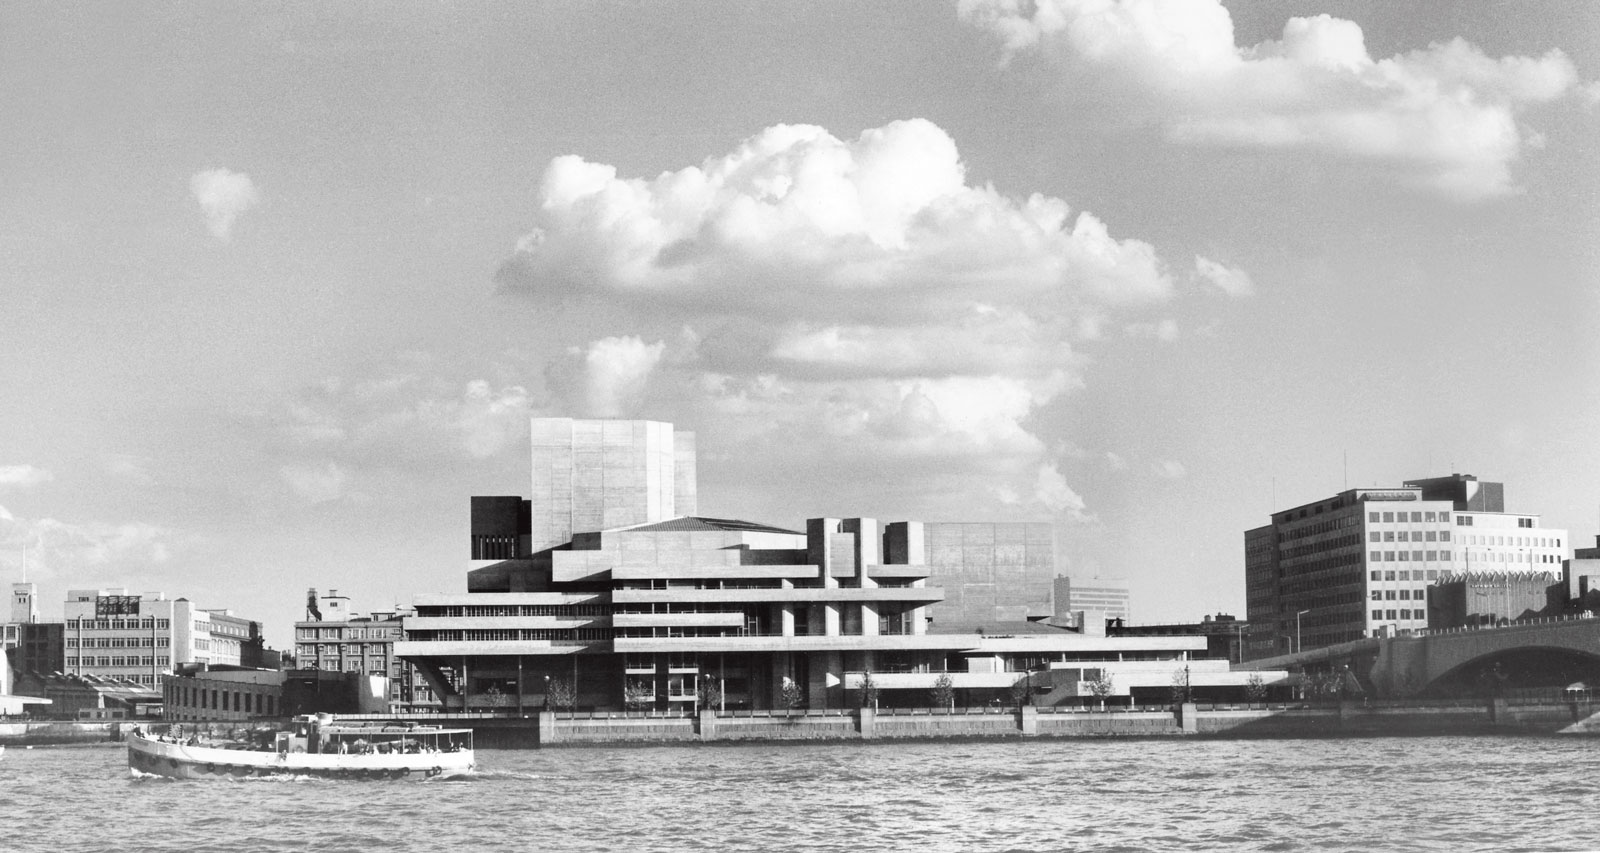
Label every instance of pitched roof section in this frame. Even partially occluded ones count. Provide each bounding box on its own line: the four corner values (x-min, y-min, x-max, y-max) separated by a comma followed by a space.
620, 516, 803, 536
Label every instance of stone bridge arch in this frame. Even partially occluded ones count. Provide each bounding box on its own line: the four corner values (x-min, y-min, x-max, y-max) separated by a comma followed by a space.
1372, 620, 1600, 697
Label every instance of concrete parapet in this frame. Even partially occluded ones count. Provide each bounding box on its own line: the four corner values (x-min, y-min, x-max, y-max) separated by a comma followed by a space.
1018, 705, 1037, 736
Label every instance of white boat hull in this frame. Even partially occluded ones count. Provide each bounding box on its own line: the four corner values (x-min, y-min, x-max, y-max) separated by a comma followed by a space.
128, 734, 474, 781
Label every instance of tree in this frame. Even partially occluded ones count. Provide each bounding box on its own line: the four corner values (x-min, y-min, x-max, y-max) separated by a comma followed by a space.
1170, 667, 1192, 706
1009, 674, 1032, 709
930, 672, 956, 711
547, 677, 577, 712
1244, 673, 1268, 704
1087, 671, 1114, 711
780, 677, 804, 712
697, 676, 724, 711
859, 672, 880, 710
624, 680, 655, 712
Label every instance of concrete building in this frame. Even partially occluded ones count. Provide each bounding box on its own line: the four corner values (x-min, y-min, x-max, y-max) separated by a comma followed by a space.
293, 589, 437, 712
162, 668, 284, 721
1052, 576, 1132, 623
1244, 474, 1567, 660
396, 417, 1282, 712
1426, 571, 1564, 629
1108, 614, 1248, 663
923, 522, 1055, 628
4, 583, 64, 690
63, 589, 268, 687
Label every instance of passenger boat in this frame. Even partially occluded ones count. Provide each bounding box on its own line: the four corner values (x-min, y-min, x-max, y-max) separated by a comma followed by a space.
127, 714, 474, 780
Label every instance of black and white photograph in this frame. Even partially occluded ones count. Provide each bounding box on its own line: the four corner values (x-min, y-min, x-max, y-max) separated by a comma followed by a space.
1, 2, 1598, 850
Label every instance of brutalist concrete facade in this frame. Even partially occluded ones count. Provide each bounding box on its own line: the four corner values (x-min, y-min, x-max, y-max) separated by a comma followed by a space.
923, 522, 1056, 628
529, 418, 697, 553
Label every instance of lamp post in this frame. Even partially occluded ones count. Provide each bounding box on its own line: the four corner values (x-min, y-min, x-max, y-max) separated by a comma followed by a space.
543, 675, 551, 711
1295, 609, 1311, 654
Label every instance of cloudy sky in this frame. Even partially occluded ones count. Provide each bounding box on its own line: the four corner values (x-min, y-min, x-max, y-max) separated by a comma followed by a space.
2, 1, 1596, 646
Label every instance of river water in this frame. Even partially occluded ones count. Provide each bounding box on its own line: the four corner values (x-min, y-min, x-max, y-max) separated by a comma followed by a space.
4, 736, 1597, 852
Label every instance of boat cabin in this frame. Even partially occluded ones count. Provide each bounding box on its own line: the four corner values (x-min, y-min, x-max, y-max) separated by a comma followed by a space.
276, 714, 472, 756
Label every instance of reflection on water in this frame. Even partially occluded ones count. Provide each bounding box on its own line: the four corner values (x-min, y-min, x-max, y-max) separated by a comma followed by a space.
5, 736, 1596, 852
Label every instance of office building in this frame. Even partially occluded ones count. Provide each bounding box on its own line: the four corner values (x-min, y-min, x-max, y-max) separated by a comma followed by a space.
63, 589, 268, 686
294, 589, 437, 712
395, 418, 1281, 711
1052, 576, 1131, 623
1244, 474, 1567, 659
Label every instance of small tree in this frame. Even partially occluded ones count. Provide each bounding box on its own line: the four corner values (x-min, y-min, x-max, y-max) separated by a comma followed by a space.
1009, 674, 1032, 709
1087, 671, 1114, 711
697, 676, 724, 712
780, 677, 804, 712
483, 684, 509, 708
623, 680, 655, 712
1244, 673, 1268, 704
547, 677, 577, 712
859, 672, 880, 710
930, 672, 956, 711
1170, 668, 1192, 706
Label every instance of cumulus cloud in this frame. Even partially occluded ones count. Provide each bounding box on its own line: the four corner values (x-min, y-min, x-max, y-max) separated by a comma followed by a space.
579, 336, 665, 417
1195, 256, 1254, 297
497, 119, 1172, 310
959, 0, 1594, 199
497, 119, 1209, 520
1035, 462, 1092, 521
190, 168, 260, 240
0, 465, 52, 488
0, 506, 175, 583
278, 377, 531, 463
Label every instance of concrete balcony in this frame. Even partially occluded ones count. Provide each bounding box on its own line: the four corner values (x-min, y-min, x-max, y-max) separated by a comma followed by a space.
611, 587, 944, 605
866, 564, 932, 580
411, 592, 607, 607
394, 640, 596, 658
404, 616, 608, 631
612, 612, 745, 629
612, 633, 979, 654
611, 564, 819, 581
842, 670, 1023, 690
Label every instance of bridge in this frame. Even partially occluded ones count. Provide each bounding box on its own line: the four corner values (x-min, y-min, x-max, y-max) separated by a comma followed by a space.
1238, 613, 1600, 698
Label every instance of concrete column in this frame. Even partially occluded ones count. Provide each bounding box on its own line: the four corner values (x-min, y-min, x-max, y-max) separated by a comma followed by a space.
698, 709, 717, 741
1018, 704, 1038, 736
858, 706, 877, 739
537, 710, 559, 745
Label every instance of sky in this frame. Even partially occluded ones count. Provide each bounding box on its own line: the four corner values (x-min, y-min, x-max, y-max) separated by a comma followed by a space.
1, 1, 1597, 649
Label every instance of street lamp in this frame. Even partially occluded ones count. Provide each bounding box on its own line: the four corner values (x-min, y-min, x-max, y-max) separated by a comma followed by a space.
1295, 609, 1311, 654
543, 675, 551, 711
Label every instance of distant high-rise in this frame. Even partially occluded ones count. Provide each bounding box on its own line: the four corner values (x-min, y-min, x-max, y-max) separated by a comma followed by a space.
1053, 576, 1131, 623
1243, 474, 1567, 660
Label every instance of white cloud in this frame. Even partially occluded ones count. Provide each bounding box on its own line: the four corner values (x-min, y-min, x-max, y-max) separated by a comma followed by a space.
579, 336, 665, 418
497, 119, 1172, 310
0, 465, 52, 488
959, 0, 1594, 199
1104, 451, 1127, 471
496, 119, 1195, 521
278, 377, 531, 463
1035, 462, 1092, 521
280, 462, 348, 504
1195, 256, 1254, 297
190, 168, 260, 240
0, 507, 175, 582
